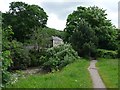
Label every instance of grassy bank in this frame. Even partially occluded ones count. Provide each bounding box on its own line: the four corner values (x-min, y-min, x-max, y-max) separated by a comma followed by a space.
7, 59, 92, 88
96, 58, 118, 88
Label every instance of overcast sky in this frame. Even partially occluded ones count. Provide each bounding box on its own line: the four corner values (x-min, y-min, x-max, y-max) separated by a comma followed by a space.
0, 0, 119, 30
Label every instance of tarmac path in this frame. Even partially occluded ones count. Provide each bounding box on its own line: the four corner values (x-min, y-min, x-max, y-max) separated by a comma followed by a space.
88, 60, 106, 89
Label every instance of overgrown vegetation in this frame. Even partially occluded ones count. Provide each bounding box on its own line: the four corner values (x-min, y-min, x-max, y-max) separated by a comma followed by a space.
117, 48, 120, 58
64, 6, 118, 57
117, 30, 120, 58
1, 1, 119, 88
2, 2, 48, 42
41, 44, 79, 72
65, 18, 98, 57
10, 40, 31, 70
2, 26, 13, 85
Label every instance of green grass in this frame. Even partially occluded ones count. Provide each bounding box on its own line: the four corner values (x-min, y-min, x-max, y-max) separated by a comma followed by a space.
7, 59, 92, 88
96, 58, 118, 88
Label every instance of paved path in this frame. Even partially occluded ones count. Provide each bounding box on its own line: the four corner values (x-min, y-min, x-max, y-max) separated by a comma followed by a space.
88, 60, 106, 89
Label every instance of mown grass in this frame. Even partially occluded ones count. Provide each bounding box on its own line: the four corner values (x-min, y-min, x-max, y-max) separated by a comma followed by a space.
7, 59, 92, 88
96, 58, 118, 88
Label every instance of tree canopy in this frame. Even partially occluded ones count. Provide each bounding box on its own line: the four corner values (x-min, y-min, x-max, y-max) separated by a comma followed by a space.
3, 2, 48, 42
65, 17, 98, 57
65, 6, 118, 53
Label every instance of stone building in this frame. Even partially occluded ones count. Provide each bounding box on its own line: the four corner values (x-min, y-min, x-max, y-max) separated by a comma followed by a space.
25, 36, 64, 50
52, 36, 64, 47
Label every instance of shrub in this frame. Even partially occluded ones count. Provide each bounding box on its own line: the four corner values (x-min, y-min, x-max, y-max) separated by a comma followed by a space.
2, 26, 13, 86
10, 40, 31, 70
28, 49, 45, 67
82, 42, 97, 58
41, 44, 79, 72
97, 49, 117, 58
117, 48, 120, 58
2, 50, 12, 85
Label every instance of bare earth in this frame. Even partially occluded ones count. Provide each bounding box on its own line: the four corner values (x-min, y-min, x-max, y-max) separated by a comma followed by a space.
22, 67, 45, 75
88, 60, 106, 89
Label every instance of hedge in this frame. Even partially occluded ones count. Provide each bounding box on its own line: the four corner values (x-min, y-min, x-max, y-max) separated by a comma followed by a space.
97, 49, 117, 58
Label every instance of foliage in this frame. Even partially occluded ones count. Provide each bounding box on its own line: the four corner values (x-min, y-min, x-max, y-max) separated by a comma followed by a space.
30, 28, 50, 52
65, 6, 118, 51
10, 40, 31, 70
82, 42, 97, 58
3, 1, 48, 42
117, 29, 120, 42
2, 26, 13, 85
2, 51, 12, 85
22, 27, 65, 52
95, 26, 118, 50
0, 11, 2, 28
97, 49, 117, 59
2, 26, 14, 51
28, 49, 45, 67
24, 27, 65, 52
7, 59, 92, 88
42, 27, 65, 40
65, 18, 98, 57
117, 30, 120, 58
117, 48, 120, 58
41, 44, 79, 72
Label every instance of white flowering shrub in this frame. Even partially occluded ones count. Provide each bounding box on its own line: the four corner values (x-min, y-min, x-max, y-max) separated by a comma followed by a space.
41, 44, 80, 72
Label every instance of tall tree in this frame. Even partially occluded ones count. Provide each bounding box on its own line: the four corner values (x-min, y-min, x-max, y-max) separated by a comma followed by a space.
65, 18, 98, 57
65, 6, 118, 50
3, 2, 48, 42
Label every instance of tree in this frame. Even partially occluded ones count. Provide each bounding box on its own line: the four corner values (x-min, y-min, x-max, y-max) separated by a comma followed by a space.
65, 6, 118, 51
65, 18, 98, 57
29, 27, 65, 52
42, 27, 65, 40
30, 28, 50, 52
94, 26, 117, 50
0, 11, 2, 53
3, 2, 48, 42
117, 29, 120, 43
117, 29, 120, 58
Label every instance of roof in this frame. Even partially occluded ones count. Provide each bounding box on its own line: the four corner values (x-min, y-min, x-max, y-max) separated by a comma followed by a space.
52, 36, 63, 41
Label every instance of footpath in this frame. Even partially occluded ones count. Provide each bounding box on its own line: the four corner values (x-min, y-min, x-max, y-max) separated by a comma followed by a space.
88, 60, 106, 89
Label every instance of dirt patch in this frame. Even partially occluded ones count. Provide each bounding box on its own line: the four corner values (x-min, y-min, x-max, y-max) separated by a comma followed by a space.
22, 67, 47, 75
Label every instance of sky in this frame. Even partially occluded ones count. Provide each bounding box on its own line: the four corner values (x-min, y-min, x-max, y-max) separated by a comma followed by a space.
0, 0, 119, 30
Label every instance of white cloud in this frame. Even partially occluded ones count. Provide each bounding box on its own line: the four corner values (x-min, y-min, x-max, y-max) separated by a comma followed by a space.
0, 0, 10, 12
47, 13, 66, 30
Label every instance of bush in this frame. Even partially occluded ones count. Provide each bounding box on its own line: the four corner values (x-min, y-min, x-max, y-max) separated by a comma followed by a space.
117, 48, 120, 58
2, 26, 13, 86
10, 40, 31, 70
2, 50, 12, 85
82, 42, 97, 58
41, 44, 79, 72
97, 49, 117, 58
28, 49, 45, 67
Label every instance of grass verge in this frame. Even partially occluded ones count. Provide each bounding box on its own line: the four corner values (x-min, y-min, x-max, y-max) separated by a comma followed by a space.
96, 58, 118, 88
7, 59, 92, 88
